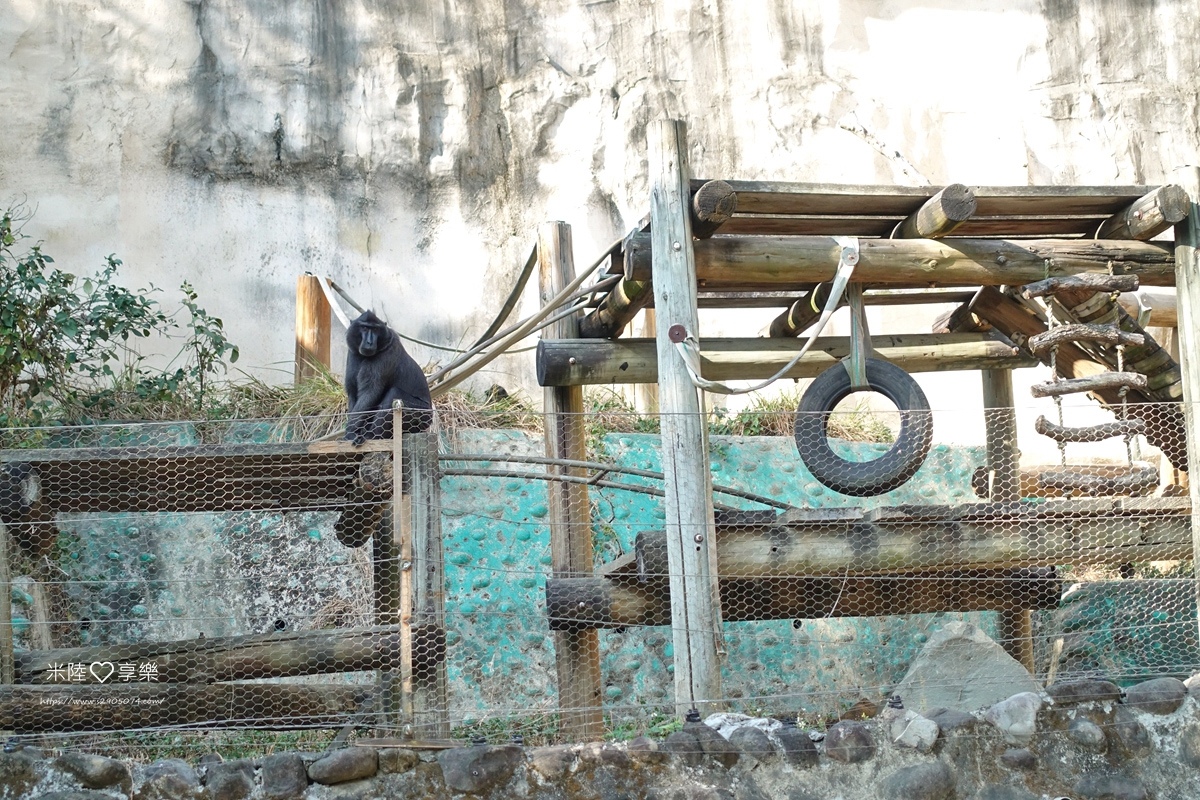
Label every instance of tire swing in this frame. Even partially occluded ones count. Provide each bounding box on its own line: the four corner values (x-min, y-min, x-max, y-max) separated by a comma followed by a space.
792, 242, 933, 496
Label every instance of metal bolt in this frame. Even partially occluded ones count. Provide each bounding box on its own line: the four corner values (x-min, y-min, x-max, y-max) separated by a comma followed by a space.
672, 241, 682, 251
996, 255, 1008, 265
402, 560, 413, 570
693, 534, 704, 543
568, 357, 577, 365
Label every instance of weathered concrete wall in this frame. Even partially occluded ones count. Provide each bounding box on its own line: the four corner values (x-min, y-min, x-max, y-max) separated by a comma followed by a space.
2, 0, 1198, 404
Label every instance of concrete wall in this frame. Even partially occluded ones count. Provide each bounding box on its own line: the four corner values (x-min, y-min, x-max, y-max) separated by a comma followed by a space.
2, 0, 1198, 442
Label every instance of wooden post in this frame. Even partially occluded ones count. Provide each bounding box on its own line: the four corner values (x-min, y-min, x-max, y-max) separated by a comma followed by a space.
538, 221, 604, 739
1171, 166, 1200, 648
407, 430, 449, 738
981, 370, 1034, 672
635, 310, 659, 414
893, 183, 977, 239
1, 523, 13, 688
648, 120, 724, 716
373, 407, 405, 735
295, 274, 333, 384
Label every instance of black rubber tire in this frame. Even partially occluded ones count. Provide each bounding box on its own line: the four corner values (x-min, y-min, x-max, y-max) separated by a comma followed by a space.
794, 358, 933, 497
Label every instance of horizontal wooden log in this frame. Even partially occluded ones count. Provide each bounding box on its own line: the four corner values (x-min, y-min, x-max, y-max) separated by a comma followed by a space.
1027, 324, 1144, 355
691, 180, 738, 239
1034, 415, 1147, 443
1020, 273, 1141, 299
577, 278, 651, 339
1037, 467, 1160, 496
1030, 372, 1149, 398
546, 568, 1062, 628
893, 183, 977, 239
719, 214, 1132, 238
693, 180, 1156, 217
622, 232, 1175, 289
1095, 184, 1191, 240
630, 497, 1190, 578
15, 624, 444, 685
0, 683, 373, 733
536, 334, 1033, 386
1117, 289, 1176, 327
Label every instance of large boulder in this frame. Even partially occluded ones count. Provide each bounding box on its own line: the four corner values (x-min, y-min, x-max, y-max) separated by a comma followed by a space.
890, 622, 1040, 713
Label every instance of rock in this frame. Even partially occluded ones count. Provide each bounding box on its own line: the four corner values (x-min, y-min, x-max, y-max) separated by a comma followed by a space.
999, 748, 1036, 770
1067, 717, 1107, 752
1123, 677, 1187, 714
1184, 671, 1200, 695
704, 713, 782, 740
1180, 723, 1200, 768
437, 745, 522, 794
55, 753, 132, 792
36, 792, 116, 800
529, 745, 575, 779
198, 754, 225, 766
260, 753, 309, 800
729, 727, 775, 762
662, 731, 704, 767
135, 759, 202, 800
577, 742, 630, 768
628, 736, 665, 765
924, 708, 979, 734
879, 761, 955, 800
1045, 679, 1121, 706
204, 760, 255, 800
1109, 708, 1152, 756
377, 748, 419, 775
984, 692, 1042, 744
889, 621, 1040, 713
1074, 774, 1148, 800
773, 727, 818, 768
684, 720, 739, 768
976, 787, 1038, 800
889, 711, 939, 752
824, 721, 875, 764
0, 749, 44, 797
308, 748, 378, 785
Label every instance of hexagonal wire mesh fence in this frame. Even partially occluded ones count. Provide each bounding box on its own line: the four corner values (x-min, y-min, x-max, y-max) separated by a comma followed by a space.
0, 399, 1195, 755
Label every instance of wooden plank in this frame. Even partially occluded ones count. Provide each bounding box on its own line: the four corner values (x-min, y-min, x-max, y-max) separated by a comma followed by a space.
407, 431, 449, 738
393, 404, 413, 731
623, 232, 1175, 289
538, 221, 604, 739
0, 683, 372, 734
374, 490, 403, 734
1171, 165, 1200, 648
0, 523, 12, 689
295, 274, 333, 384
651, 121, 723, 715
536, 334, 1034, 387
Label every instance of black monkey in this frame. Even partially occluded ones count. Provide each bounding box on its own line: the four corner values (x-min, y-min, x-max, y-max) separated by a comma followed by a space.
344, 310, 433, 445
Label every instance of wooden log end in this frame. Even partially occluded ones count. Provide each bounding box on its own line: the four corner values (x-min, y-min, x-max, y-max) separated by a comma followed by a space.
692, 180, 738, 223
1157, 184, 1192, 224
939, 183, 979, 222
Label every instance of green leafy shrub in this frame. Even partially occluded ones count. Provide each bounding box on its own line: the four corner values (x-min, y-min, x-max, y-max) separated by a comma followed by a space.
0, 207, 238, 424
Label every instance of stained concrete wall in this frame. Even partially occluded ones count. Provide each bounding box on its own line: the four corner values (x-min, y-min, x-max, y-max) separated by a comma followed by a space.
1, 1, 1198, 425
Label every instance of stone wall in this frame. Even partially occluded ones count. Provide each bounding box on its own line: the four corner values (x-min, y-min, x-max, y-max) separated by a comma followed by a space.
4, 676, 1199, 800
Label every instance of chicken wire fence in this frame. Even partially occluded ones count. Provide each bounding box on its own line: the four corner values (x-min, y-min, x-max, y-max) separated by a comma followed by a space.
0, 402, 1196, 753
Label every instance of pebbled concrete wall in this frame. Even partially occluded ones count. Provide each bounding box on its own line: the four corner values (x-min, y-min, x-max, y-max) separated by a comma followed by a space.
2, 0, 1198, 401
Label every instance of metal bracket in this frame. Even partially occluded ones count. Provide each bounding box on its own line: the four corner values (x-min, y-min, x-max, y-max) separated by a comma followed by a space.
1134, 292, 1152, 329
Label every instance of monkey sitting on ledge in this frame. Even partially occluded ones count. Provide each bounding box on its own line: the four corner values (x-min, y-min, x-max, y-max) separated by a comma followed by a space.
344, 310, 433, 445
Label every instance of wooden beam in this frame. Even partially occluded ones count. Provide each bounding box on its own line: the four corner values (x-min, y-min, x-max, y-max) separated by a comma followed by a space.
1096, 184, 1191, 240
1171, 165, 1200, 649
577, 277, 651, 339
538, 221, 603, 739
295, 274, 333, 384
536, 334, 1034, 387
14, 624, 444, 684
0, 683, 373, 734
650, 120, 723, 715
407, 431, 449, 739
546, 568, 1062, 629
894, 183, 978, 239
623, 232, 1175, 289
1117, 289, 1177, 328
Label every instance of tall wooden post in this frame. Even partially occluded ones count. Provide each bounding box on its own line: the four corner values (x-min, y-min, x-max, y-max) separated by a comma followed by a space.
295, 274, 333, 384
539, 221, 604, 739
1171, 166, 1200, 646
981, 370, 1034, 671
648, 120, 724, 715
408, 430, 449, 738
0, 523, 13, 689
374, 405, 406, 735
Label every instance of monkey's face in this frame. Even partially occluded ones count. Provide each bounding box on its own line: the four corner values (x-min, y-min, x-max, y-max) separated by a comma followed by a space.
357, 324, 383, 357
